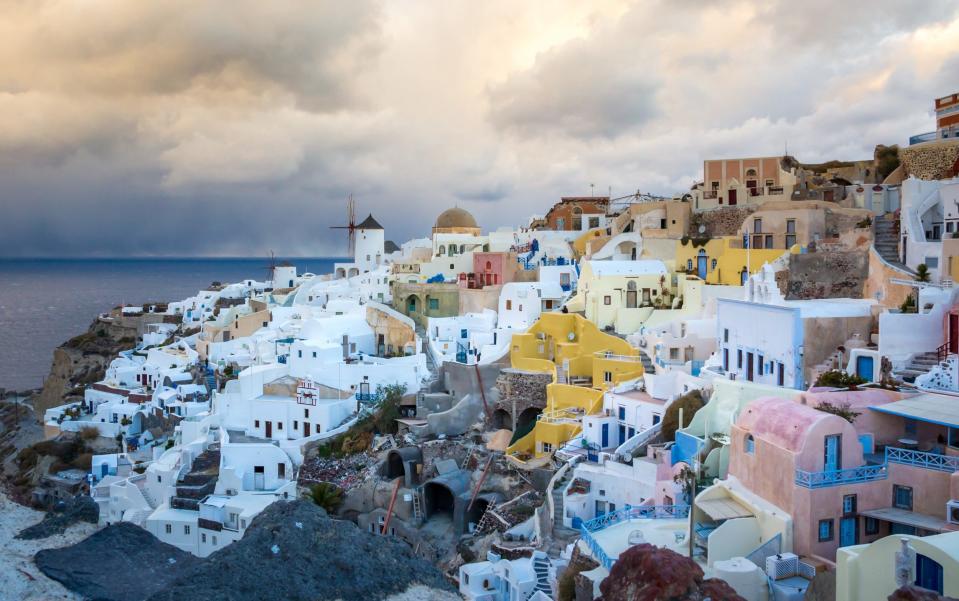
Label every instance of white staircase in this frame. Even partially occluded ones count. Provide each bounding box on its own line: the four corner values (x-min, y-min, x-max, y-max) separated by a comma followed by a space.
529, 553, 552, 599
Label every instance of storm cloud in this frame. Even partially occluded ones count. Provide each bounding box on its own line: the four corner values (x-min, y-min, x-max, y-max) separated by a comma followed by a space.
0, 0, 957, 257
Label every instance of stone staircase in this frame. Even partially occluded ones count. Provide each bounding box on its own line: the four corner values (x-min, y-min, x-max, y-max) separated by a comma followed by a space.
530, 553, 552, 598
639, 352, 655, 375
874, 217, 914, 273
171, 446, 220, 511
550, 475, 579, 542
897, 351, 940, 383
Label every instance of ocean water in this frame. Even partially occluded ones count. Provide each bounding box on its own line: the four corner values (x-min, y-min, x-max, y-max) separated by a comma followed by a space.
0, 258, 342, 392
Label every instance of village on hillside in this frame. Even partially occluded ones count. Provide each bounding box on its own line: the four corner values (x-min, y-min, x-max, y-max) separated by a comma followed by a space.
9, 91, 959, 601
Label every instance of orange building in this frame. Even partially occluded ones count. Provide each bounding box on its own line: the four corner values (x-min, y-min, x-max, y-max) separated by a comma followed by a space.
542, 197, 609, 231
936, 92, 959, 140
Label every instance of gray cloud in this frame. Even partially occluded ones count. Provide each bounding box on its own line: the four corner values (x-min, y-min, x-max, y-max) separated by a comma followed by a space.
0, 0, 957, 257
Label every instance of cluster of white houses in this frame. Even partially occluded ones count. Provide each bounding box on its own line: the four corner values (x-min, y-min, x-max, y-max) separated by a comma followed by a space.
36, 93, 959, 599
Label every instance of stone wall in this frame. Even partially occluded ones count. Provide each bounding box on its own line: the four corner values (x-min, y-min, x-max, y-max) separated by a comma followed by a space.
783, 251, 868, 300
493, 369, 551, 429
900, 139, 959, 180
693, 206, 756, 237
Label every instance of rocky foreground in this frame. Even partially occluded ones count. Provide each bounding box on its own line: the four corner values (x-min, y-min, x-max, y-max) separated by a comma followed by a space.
36, 500, 458, 601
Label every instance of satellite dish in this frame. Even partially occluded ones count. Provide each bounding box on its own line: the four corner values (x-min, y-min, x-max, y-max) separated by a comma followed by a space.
698, 225, 706, 234
567, 332, 575, 342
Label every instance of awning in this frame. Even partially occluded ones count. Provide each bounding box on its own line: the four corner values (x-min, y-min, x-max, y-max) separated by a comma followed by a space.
870, 393, 959, 428
860, 507, 957, 533
698, 497, 754, 521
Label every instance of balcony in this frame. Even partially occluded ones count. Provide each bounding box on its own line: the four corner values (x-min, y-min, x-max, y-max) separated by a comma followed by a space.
579, 505, 691, 569
794, 464, 887, 489
794, 446, 959, 488
886, 447, 959, 473
909, 131, 937, 146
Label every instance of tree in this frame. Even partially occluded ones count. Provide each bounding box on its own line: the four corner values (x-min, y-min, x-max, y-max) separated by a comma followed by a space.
305, 482, 344, 514
815, 401, 861, 423
915, 263, 930, 283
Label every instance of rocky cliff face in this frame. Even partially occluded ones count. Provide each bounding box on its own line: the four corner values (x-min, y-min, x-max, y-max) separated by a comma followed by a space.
33, 313, 162, 419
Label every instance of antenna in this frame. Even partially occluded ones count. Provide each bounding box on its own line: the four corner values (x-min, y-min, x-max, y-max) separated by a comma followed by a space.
329, 194, 357, 256
267, 250, 276, 284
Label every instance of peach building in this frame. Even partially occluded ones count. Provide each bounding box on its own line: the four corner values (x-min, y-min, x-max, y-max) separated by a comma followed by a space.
694, 156, 799, 210
707, 392, 959, 564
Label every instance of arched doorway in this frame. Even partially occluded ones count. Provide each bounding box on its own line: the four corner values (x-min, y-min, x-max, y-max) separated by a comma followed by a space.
423, 481, 455, 518
697, 249, 708, 280
407, 295, 419, 314
516, 407, 542, 433
491, 409, 511, 430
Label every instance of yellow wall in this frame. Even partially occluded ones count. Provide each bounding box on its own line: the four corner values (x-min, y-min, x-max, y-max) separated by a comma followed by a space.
507, 313, 643, 459
837, 533, 959, 601
674, 237, 789, 285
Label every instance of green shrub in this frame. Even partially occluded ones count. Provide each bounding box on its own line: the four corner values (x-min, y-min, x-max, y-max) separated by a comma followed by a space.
305, 482, 344, 514
814, 369, 867, 390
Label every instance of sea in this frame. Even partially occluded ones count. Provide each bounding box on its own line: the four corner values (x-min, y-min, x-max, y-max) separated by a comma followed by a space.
0, 257, 343, 392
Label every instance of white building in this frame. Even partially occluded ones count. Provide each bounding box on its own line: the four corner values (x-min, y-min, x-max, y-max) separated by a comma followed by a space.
459, 551, 556, 601
334, 214, 386, 278
900, 176, 959, 281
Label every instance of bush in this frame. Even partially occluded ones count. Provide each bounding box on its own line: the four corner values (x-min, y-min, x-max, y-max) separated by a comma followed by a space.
856, 216, 873, 228
79, 426, 100, 441
305, 482, 344, 514
899, 295, 917, 314
661, 389, 705, 442
815, 401, 861, 423
72, 452, 93, 470
814, 370, 867, 390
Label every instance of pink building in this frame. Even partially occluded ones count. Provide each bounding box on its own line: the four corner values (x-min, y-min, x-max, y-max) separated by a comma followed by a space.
468, 251, 524, 289
716, 393, 959, 563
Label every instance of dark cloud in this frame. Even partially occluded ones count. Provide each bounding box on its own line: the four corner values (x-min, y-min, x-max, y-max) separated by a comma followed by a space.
0, 0, 956, 257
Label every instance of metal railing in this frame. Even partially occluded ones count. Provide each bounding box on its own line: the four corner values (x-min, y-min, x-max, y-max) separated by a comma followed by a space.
579, 505, 690, 569
886, 447, 959, 473
795, 446, 959, 488
794, 463, 887, 488
593, 351, 644, 363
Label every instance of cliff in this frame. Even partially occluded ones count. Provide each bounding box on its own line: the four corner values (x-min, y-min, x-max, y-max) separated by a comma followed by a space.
33, 312, 165, 419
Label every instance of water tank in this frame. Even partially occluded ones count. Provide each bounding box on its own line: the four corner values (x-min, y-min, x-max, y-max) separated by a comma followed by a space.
713, 557, 768, 601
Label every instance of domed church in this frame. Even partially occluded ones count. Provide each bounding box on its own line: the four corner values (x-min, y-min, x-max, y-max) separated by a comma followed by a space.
432, 207, 481, 236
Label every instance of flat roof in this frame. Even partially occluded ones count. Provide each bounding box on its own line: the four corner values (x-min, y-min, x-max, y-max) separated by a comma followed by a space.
869, 392, 959, 428
860, 507, 958, 533
698, 497, 754, 521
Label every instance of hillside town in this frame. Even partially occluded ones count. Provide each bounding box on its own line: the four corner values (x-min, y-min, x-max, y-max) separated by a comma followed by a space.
7, 91, 959, 601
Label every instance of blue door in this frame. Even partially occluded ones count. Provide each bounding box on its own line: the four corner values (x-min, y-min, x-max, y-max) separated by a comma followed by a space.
824, 435, 841, 471
839, 517, 857, 547
856, 355, 874, 381
601, 423, 609, 448
618, 425, 626, 445
697, 250, 708, 280
916, 554, 944, 594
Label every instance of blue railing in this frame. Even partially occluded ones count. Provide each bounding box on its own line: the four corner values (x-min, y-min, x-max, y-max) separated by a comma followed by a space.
909, 131, 937, 146
579, 505, 690, 569
356, 392, 383, 402
794, 464, 887, 488
886, 447, 959, 473
793, 446, 959, 489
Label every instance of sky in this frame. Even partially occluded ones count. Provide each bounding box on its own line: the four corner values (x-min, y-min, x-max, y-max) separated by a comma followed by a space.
0, 0, 957, 258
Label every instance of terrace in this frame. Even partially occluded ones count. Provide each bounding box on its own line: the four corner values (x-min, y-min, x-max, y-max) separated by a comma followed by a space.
578, 505, 690, 569
794, 446, 959, 489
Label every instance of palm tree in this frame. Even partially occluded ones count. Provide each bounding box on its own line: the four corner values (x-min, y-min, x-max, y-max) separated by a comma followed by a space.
915, 263, 931, 283
306, 482, 344, 514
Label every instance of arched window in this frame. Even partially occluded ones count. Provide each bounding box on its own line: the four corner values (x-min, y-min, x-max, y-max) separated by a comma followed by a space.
745, 434, 755, 454
627, 281, 637, 290
687, 259, 693, 271
459, 244, 466, 253
746, 168, 757, 177
438, 245, 446, 256
449, 245, 456, 256
711, 258, 718, 270
485, 261, 492, 271
572, 206, 583, 214
698, 248, 707, 257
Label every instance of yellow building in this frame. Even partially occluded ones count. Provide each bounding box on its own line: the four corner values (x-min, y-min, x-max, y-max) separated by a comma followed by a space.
506, 313, 644, 463
674, 236, 791, 285
837, 532, 959, 601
